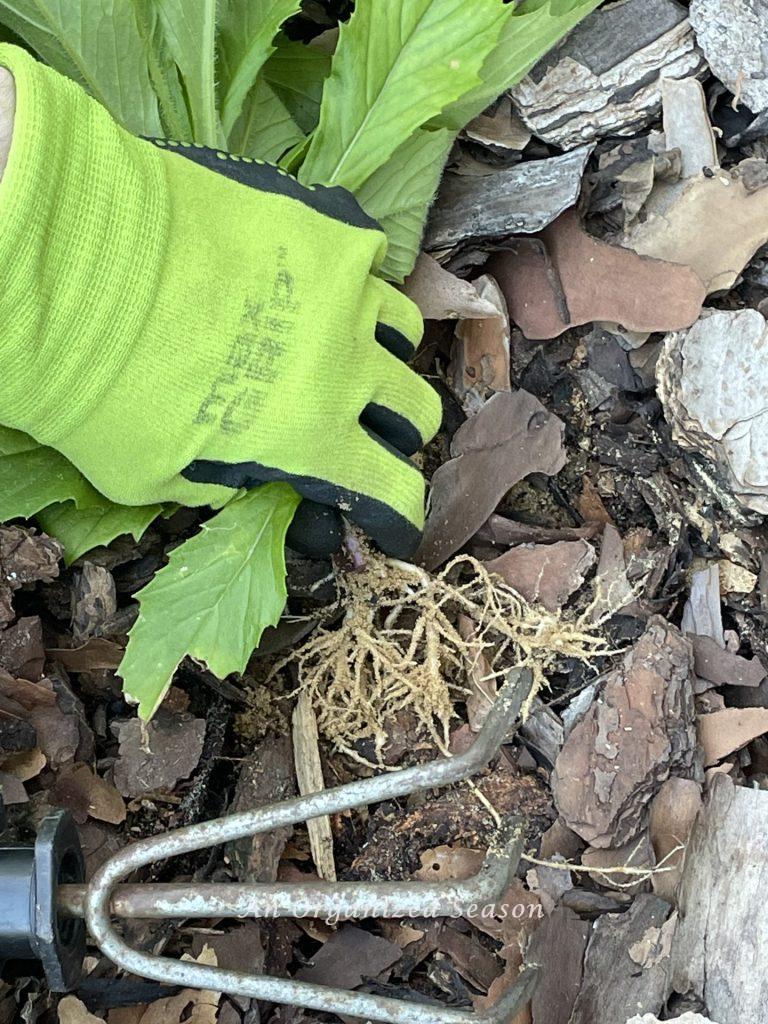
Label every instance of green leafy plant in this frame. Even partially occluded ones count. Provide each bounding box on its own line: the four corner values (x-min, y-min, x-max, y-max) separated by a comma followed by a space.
0, 0, 601, 715
121, 483, 299, 719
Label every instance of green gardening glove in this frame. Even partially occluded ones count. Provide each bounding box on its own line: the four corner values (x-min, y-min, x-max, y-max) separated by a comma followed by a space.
0, 44, 441, 558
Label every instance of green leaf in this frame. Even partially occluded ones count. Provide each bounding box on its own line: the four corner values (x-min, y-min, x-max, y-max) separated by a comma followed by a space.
0, 18, 24, 45
132, 0, 192, 139
262, 35, 330, 134
217, 0, 302, 139
434, 0, 603, 130
356, 127, 454, 282
120, 483, 300, 719
0, 424, 39, 456
0, 442, 158, 564
0, 446, 100, 521
0, 0, 162, 135
0, 2, 84, 85
229, 77, 304, 161
279, 132, 312, 173
347, 0, 603, 280
37, 500, 160, 565
155, 0, 220, 146
298, 0, 512, 191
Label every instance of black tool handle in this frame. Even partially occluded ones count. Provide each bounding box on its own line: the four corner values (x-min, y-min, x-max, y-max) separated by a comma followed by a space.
0, 809, 85, 990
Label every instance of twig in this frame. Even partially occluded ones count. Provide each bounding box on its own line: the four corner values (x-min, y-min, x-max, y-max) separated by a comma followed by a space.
292, 690, 337, 881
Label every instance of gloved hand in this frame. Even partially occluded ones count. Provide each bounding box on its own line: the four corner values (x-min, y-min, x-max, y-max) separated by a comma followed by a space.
0, 45, 441, 558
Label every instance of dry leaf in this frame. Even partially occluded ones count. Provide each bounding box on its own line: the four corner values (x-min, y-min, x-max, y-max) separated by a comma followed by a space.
294, 925, 401, 989
107, 1010, 145, 1024
697, 707, 768, 766
0, 746, 46, 781
449, 274, 511, 413
689, 634, 765, 689
58, 996, 106, 1024
380, 922, 426, 948
403, 253, 499, 320
626, 160, 768, 294
52, 763, 126, 825
489, 210, 705, 341
648, 777, 702, 901
476, 515, 600, 550
139, 947, 219, 1024
418, 390, 566, 570
47, 638, 124, 672
414, 845, 484, 882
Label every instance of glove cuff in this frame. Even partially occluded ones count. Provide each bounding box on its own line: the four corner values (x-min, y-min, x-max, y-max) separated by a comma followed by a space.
0, 45, 168, 443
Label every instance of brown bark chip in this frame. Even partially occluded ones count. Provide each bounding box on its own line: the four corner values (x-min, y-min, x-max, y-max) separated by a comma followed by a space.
0, 616, 45, 680
226, 732, 296, 883
552, 618, 697, 848
526, 906, 590, 1024
486, 539, 595, 612
569, 895, 675, 1024
0, 526, 62, 626
112, 713, 205, 799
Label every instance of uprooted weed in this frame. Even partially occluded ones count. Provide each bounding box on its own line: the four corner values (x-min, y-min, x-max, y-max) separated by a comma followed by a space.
279, 549, 615, 765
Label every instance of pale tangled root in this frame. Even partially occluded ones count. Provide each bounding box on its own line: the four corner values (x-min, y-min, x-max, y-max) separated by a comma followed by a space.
279, 549, 613, 765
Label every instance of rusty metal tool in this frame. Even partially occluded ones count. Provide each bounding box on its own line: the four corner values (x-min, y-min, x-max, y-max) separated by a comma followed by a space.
1, 668, 536, 1024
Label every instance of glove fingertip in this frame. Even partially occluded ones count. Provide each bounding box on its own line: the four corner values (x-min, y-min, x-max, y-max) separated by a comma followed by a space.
286, 500, 343, 558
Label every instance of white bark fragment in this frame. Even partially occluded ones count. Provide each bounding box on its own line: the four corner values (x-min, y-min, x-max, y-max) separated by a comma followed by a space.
690, 0, 768, 114
627, 1015, 720, 1024
658, 309, 768, 514
510, 0, 706, 151
661, 77, 718, 180
671, 776, 768, 1024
